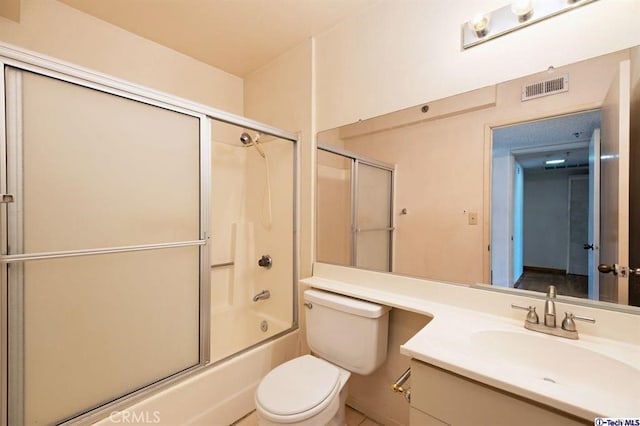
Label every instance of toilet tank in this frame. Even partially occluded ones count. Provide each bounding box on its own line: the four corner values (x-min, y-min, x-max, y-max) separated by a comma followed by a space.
304, 289, 390, 375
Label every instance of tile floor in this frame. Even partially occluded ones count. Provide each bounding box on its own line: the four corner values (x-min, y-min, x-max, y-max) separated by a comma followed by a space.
232, 406, 382, 426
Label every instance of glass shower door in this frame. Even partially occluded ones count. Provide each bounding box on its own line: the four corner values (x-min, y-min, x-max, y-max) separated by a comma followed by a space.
354, 162, 393, 271
2, 67, 207, 425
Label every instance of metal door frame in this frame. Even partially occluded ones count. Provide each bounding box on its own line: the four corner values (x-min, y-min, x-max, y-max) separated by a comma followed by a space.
317, 143, 395, 272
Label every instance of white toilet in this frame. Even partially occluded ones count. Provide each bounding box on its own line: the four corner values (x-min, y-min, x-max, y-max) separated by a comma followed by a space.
255, 289, 390, 425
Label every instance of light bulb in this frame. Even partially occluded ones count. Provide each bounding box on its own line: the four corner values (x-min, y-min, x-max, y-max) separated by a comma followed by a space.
511, 0, 533, 22
469, 13, 490, 37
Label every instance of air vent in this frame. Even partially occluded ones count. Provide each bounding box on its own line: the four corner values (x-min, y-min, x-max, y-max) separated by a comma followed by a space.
522, 74, 569, 101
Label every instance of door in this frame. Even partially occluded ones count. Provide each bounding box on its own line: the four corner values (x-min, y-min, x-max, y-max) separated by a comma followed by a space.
512, 160, 524, 285
568, 176, 589, 276
353, 161, 394, 272
599, 60, 631, 304
588, 128, 601, 299
3, 67, 204, 424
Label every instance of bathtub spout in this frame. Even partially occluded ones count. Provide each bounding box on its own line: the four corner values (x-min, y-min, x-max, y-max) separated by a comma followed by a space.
252, 290, 270, 302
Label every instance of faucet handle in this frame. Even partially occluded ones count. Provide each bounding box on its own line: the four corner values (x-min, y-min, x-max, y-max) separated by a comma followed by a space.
546, 285, 557, 299
511, 304, 539, 324
561, 312, 596, 332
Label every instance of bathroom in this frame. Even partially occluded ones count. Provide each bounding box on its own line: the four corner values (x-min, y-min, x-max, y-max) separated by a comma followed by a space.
0, 0, 639, 425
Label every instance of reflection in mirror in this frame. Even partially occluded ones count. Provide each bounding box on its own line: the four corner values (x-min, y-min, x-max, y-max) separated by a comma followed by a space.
317, 146, 394, 272
490, 111, 600, 302
316, 45, 640, 311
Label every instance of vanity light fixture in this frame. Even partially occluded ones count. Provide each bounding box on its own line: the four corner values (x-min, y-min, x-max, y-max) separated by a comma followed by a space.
462, 0, 599, 49
545, 159, 566, 165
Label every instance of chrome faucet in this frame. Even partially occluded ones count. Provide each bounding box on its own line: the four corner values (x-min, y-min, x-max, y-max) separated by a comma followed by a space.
544, 285, 557, 327
511, 285, 595, 340
252, 290, 270, 302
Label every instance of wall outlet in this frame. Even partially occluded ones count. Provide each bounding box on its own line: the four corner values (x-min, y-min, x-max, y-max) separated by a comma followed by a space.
468, 212, 478, 225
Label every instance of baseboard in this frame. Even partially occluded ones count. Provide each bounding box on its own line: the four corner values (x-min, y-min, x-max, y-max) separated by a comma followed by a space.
346, 397, 406, 426
523, 266, 566, 275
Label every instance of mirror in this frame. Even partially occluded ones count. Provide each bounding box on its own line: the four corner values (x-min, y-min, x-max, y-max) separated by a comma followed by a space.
316, 45, 640, 312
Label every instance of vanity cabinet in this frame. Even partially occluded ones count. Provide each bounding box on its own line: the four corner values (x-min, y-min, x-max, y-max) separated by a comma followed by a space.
409, 360, 590, 426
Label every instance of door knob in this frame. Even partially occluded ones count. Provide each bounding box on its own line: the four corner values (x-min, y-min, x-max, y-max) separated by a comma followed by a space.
583, 243, 594, 250
597, 263, 618, 275
598, 264, 640, 276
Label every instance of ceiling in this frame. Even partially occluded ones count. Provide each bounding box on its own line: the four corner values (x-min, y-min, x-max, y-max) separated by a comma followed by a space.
58, 0, 380, 77
493, 110, 601, 170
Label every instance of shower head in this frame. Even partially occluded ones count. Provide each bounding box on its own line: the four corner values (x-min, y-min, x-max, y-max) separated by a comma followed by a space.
240, 132, 253, 145
239, 131, 265, 158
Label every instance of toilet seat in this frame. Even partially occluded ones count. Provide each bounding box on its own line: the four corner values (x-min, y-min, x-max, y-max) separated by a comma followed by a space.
255, 355, 341, 423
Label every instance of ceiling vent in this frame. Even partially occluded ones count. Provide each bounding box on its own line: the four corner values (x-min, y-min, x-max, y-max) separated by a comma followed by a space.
522, 74, 569, 101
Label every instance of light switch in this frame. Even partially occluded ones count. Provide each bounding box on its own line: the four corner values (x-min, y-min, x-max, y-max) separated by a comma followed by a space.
469, 212, 478, 225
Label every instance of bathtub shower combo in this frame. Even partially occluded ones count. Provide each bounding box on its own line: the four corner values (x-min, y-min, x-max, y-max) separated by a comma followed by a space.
210, 120, 295, 362
0, 45, 297, 425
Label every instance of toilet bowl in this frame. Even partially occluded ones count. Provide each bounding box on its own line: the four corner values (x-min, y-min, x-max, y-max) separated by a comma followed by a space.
255, 355, 350, 425
255, 289, 389, 425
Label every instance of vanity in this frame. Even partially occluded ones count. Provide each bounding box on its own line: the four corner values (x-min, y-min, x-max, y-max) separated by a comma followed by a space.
301, 263, 640, 426
409, 360, 586, 426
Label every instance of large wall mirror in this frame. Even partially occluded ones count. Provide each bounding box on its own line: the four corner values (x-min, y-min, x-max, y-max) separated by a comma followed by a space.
316, 45, 640, 312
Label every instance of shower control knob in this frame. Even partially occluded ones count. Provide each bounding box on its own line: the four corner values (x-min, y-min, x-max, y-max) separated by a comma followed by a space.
258, 255, 272, 269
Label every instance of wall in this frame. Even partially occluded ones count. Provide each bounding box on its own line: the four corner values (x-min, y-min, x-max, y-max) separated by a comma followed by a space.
316, 151, 351, 266
314, 0, 640, 131
0, 0, 242, 112
523, 169, 587, 271
318, 49, 629, 285
347, 309, 431, 426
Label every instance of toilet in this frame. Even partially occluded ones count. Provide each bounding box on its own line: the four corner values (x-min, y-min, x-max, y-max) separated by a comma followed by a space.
255, 289, 390, 425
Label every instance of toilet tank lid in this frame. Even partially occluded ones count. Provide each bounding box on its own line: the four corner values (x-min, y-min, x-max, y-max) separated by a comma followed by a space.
304, 289, 390, 318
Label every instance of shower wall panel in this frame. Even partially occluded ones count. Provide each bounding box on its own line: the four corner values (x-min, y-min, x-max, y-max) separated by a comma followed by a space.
209, 122, 294, 363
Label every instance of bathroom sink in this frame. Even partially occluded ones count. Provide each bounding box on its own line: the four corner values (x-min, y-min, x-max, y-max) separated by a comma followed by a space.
470, 330, 640, 396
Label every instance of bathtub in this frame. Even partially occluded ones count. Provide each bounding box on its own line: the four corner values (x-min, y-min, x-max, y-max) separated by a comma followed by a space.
211, 307, 291, 363
95, 329, 300, 425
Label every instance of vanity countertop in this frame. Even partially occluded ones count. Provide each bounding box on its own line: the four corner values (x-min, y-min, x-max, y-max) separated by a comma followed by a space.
301, 270, 640, 421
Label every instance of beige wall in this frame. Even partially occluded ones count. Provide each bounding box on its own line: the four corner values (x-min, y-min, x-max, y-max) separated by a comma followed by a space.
316, 159, 351, 266
315, 0, 640, 131
0, 0, 19, 22
0, 0, 242, 113
347, 309, 431, 426
332, 50, 629, 285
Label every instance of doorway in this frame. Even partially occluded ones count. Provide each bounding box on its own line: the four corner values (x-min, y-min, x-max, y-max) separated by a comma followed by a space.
491, 110, 601, 298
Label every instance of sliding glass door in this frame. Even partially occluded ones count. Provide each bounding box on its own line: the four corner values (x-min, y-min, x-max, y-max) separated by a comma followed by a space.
2, 67, 208, 424
316, 146, 394, 272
